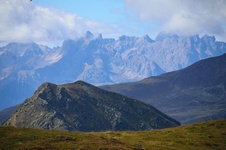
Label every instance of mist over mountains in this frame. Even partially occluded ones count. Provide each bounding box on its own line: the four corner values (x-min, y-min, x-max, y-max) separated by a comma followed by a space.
0, 32, 226, 110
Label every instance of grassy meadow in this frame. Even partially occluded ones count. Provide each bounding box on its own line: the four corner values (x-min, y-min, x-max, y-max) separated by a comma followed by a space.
0, 119, 226, 149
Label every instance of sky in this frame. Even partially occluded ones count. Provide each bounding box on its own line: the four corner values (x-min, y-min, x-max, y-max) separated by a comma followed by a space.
0, 0, 226, 46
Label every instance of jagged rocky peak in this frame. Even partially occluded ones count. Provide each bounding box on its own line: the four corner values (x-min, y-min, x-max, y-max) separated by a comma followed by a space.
34, 82, 58, 98
118, 35, 127, 41
1, 32, 226, 110
189, 34, 200, 43
118, 35, 138, 41
155, 32, 217, 44
85, 31, 94, 39
201, 34, 216, 44
3, 80, 180, 132
2, 42, 44, 56
139, 35, 154, 43
5, 42, 37, 48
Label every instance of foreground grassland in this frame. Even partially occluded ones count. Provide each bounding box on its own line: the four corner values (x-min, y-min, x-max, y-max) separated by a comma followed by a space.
0, 119, 226, 150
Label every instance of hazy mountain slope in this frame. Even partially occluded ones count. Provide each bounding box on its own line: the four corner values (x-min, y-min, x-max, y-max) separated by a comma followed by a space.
0, 104, 20, 124
1, 33, 226, 110
0, 42, 60, 109
3, 81, 180, 131
101, 54, 226, 124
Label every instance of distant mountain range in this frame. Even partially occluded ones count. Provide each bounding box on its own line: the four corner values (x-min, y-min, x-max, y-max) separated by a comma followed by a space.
101, 54, 226, 124
2, 81, 180, 131
0, 32, 226, 110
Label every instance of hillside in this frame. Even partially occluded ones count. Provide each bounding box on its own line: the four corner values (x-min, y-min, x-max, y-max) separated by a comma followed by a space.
1, 33, 226, 110
0, 119, 225, 149
3, 81, 180, 131
0, 104, 20, 124
101, 54, 226, 124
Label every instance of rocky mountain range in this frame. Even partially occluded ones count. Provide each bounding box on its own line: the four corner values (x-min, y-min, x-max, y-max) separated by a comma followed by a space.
2, 81, 180, 131
1, 32, 226, 110
101, 54, 226, 124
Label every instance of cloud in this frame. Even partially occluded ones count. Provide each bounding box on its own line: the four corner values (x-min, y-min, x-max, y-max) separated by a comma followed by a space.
0, 0, 120, 46
125, 0, 226, 41
1, 0, 225, 45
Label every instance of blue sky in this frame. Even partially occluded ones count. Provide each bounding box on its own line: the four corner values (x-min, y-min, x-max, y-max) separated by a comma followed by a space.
1, 0, 226, 46
31, 0, 156, 39
33, 0, 123, 23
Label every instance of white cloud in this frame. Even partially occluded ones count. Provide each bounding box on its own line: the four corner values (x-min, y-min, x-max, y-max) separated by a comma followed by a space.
125, 0, 226, 41
1, 0, 225, 45
0, 0, 121, 46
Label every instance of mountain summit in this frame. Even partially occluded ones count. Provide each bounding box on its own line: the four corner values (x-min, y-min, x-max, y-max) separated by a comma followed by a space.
3, 81, 180, 131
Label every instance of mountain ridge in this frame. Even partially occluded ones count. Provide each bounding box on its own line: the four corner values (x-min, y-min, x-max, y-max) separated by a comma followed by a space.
101, 53, 226, 124
0, 32, 226, 110
3, 80, 180, 131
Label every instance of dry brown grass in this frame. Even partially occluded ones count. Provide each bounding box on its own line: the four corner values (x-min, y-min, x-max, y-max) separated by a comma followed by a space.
0, 119, 226, 149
